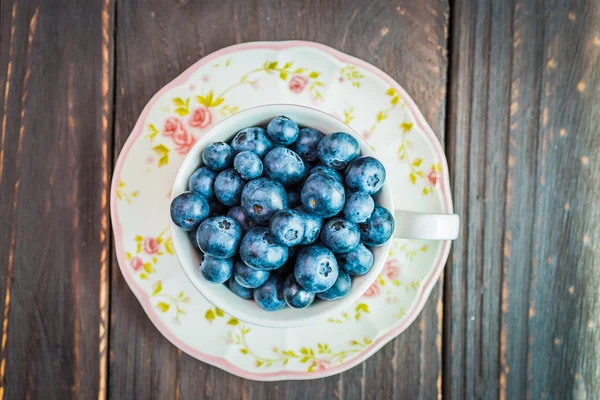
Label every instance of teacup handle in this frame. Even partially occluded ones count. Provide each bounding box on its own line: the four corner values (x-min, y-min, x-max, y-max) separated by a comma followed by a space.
393, 210, 460, 240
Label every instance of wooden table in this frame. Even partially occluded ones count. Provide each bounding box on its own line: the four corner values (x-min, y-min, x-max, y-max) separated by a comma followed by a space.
1, 0, 598, 398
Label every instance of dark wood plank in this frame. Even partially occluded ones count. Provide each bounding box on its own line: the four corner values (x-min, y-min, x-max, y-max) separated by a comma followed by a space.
110, 0, 448, 399
445, 0, 600, 398
0, 0, 114, 398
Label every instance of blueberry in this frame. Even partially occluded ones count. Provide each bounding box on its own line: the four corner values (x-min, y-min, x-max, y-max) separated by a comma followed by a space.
214, 169, 245, 206
301, 173, 345, 218
170, 192, 210, 231
188, 230, 201, 250
208, 199, 228, 217
320, 218, 360, 253
317, 132, 360, 170
286, 191, 301, 209
294, 245, 339, 293
188, 167, 217, 201
316, 270, 351, 300
294, 206, 323, 245
254, 275, 287, 311
202, 142, 234, 172
200, 255, 233, 284
231, 127, 274, 158
228, 277, 254, 299
239, 227, 289, 271
227, 206, 253, 232
343, 191, 375, 223
302, 161, 314, 181
196, 216, 242, 258
263, 147, 305, 187
345, 156, 386, 195
336, 243, 373, 276
266, 116, 299, 145
359, 205, 395, 247
233, 260, 269, 288
308, 165, 343, 183
241, 178, 288, 224
283, 275, 315, 309
269, 209, 305, 247
234, 151, 263, 180
289, 128, 324, 162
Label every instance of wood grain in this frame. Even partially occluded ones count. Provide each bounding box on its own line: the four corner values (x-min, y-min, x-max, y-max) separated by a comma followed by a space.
1, 0, 598, 398
0, 0, 114, 398
109, 0, 448, 399
445, 0, 600, 398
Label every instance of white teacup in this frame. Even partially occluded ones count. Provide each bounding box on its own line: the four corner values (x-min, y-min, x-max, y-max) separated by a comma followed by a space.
171, 104, 459, 328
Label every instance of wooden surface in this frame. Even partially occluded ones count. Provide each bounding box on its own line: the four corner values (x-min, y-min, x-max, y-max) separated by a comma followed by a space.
0, 0, 597, 398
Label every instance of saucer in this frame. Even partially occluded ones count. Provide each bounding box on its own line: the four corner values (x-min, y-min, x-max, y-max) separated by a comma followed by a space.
110, 41, 453, 381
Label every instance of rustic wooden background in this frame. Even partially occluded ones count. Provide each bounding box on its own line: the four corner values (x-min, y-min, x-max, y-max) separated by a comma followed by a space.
1, 0, 598, 398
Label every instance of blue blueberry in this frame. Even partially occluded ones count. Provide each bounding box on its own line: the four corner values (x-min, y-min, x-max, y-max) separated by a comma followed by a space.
359, 205, 395, 247
200, 255, 233, 284
316, 270, 351, 300
294, 206, 323, 245
239, 227, 289, 271
345, 156, 386, 195
188, 167, 217, 201
170, 192, 210, 231
234, 151, 263, 180
317, 132, 360, 170
227, 206, 254, 232
241, 178, 288, 225
302, 161, 314, 180
308, 165, 343, 183
289, 128, 324, 162
268, 209, 305, 247
266, 116, 299, 145
228, 277, 254, 299
233, 260, 269, 288
202, 142, 234, 172
208, 199, 227, 217
196, 216, 242, 258
188, 230, 201, 250
263, 147, 305, 187
301, 173, 345, 218
320, 218, 360, 253
294, 245, 339, 293
286, 191, 301, 209
231, 127, 274, 158
253, 275, 287, 311
214, 169, 245, 206
283, 275, 315, 309
336, 243, 373, 276
343, 191, 375, 223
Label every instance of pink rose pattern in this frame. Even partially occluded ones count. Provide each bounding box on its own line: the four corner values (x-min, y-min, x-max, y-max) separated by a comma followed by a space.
163, 117, 195, 154
189, 106, 212, 129
289, 75, 308, 93
143, 237, 159, 254
130, 256, 143, 271
362, 282, 380, 298
428, 168, 440, 187
383, 260, 400, 280
361, 259, 406, 299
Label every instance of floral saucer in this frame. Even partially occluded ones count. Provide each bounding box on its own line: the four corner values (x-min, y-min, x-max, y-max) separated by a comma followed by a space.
110, 41, 453, 380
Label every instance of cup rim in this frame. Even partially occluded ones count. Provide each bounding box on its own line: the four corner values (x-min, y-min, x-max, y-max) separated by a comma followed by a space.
170, 104, 393, 328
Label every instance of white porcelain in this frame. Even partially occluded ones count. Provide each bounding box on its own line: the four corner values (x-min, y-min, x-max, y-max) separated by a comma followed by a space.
110, 41, 456, 380
393, 210, 459, 240
171, 105, 394, 328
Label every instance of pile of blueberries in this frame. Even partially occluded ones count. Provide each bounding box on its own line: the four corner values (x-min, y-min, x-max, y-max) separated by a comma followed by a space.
170, 116, 394, 311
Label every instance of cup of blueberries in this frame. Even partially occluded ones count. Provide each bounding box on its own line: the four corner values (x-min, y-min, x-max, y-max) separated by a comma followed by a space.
170, 105, 456, 328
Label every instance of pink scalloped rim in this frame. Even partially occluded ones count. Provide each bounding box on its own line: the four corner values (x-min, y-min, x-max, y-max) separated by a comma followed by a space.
110, 41, 453, 381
